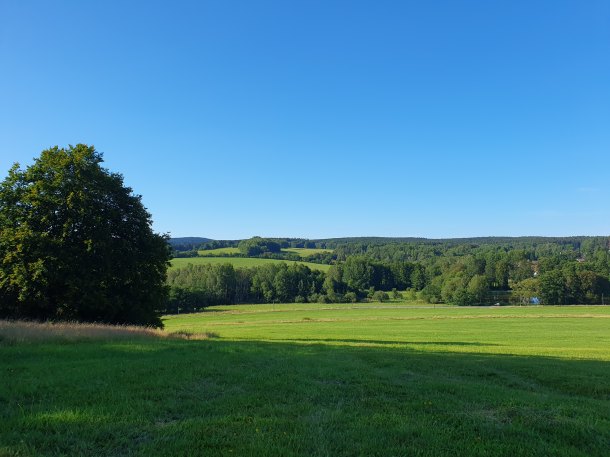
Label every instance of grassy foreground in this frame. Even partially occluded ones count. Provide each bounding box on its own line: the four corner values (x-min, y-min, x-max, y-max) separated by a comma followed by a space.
1, 305, 609, 456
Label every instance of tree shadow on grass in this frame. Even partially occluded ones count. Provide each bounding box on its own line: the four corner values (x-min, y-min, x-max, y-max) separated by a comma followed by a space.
279, 338, 502, 347
2, 339, 609, 457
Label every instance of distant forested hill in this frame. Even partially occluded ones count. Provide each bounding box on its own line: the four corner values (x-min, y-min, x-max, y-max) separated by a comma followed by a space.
168, 237, 213, 252
170, 236, 607, 253
165, 234, 610, 310
312, 236, 595, 248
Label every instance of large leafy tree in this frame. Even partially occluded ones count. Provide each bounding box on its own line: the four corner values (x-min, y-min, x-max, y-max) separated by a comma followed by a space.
0, 145, 170, 327
539, 270, 566, 305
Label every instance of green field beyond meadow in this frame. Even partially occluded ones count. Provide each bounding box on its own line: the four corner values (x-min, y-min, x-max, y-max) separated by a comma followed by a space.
163, 304, 610, 360
170, 256, 331, 271
2, 304, 610, 456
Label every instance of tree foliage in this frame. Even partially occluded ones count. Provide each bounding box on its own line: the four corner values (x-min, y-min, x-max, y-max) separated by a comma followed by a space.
166, 262, 325, 310
0, 145, 170, 326
168, 239, 610, 309
238, 237, 282, 256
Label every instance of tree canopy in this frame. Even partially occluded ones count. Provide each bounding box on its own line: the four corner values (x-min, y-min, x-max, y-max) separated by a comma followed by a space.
238, 237, 282, 256
0, 145, 170, 327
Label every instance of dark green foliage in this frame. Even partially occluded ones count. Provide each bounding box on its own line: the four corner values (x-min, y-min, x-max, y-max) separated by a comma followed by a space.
167, 237, 212, 251
167, 263, 241, 310
166, 262, 325, 310
173, 235, 610, 306
169, 235, 610, 307
344, 291, 358, 303
467, 275, 489, 304
537, 266, 610, 305
323, 264, 346, 295
539, 270, 567, 305
0, 145, 170, 326
372, 290, 389, 302
198, 239, 239, 251
322, 258, 422, 299
342, 256, 375, 292
451, 288, 475, 306
238, 237, 282, 256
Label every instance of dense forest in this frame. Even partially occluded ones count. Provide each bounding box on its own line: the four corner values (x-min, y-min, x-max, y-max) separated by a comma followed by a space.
164, 236, 610, 312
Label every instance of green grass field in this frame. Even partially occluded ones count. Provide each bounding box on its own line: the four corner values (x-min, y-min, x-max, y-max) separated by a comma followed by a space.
282, 248, 333, 257
197, 247, 241, 256
170, 256, 331, 272
162, 304, 610, 360
2, 304, 609, 456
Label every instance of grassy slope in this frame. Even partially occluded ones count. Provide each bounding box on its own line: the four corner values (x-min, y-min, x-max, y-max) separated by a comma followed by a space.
170, 256, 330, 272
282, 248, 333, 257
2, 305, 610, 456
197, 247, 241, 256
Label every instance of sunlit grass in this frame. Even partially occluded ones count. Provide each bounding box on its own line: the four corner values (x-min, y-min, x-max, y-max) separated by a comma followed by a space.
163, 304, 610, 360
282, 247, 333, 257
2, 304, 609, 456
170, 256, 330, 271
197, 247, 241, 256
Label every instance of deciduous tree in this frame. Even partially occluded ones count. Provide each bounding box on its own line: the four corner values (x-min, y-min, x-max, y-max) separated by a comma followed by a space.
0, 145, 170, 326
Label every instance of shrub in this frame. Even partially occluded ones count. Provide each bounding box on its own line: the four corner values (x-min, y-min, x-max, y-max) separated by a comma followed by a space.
344, 292, 358, 303
372, 291, 390, 302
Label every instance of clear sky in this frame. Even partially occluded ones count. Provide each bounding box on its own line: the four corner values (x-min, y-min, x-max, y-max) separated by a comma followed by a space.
1, 1, 609, 239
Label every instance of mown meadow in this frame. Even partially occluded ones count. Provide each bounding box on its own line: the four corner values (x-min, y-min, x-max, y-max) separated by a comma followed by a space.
197, 247, 242, 256
170, 256, 331, 272
2, 304, 609, 456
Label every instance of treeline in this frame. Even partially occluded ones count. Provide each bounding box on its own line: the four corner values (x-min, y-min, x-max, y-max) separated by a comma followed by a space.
168, 236, 326, 253
323, 257, 426, 298
168, 237, 212, 252
172, 235, 609, 265
166, 263, 326, 312
331, 237, 607, 263
418, 248, 610, 306
194, 237, 319, 252
164, 258, 425, 312
196, 237, 333, 264
166, 236, 610, 310
513, 263, 610, 305
326, 237, 610, 306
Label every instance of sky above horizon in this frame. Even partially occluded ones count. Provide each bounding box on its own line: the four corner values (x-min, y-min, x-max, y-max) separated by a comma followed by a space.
1, 1, 609, 239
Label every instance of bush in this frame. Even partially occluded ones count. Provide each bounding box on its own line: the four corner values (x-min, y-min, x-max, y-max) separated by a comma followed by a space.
344, 292, 358, 303
367, 287, 376, 299
318, 294, 332, 304
372, 291, 390, 302
452, 289, 474, 306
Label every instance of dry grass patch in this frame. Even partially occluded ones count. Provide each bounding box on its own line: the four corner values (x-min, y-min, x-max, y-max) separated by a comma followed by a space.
0, 320, 218, 343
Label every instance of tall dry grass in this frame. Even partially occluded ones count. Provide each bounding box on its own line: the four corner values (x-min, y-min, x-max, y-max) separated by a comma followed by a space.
0, 320, 218, 343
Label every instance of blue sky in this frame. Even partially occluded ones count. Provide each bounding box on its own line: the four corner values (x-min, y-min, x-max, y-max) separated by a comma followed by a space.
1, 0, 609, 239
